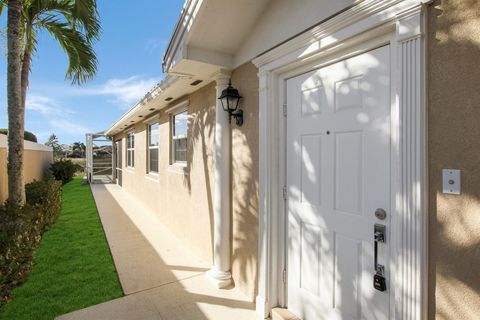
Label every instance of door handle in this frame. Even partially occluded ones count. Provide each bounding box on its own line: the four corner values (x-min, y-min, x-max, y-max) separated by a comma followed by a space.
374, 224, 385, 272
373, 224, 387, 292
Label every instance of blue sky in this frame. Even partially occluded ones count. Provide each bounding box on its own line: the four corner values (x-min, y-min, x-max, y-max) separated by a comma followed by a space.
0, 0, 184, 145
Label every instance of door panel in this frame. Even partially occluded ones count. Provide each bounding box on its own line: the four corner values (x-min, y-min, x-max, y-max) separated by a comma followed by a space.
287, 46, 391, 320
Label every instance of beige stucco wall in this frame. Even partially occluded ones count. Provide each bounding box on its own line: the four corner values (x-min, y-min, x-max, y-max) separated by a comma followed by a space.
0, 135, 54, 203
427, 1, 480, 319
114, 82, 217, 263
231, 63, 259, 299
113, 64, 260, 300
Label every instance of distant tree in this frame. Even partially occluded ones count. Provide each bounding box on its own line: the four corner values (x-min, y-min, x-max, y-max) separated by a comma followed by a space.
45, 134, 63, 159
70, 141, 86, 158
0, 128, 38, 142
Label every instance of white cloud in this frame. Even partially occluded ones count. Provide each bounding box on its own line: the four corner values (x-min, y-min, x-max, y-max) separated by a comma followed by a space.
24, 94, 92, 138
145, 39, 168, 55
79, 75, 160, 107
26, 95, 74, 116
48, 119, 91, 135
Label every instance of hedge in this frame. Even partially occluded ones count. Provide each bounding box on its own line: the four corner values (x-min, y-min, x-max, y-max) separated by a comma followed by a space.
26, 179, 63, 231
0, 178, 62, 305
0, 129, 38, 143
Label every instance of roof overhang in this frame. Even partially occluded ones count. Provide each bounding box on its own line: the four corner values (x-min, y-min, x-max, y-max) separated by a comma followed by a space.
106, 0, 269, 136
163, 0, 270, 74
105, 74, 213, 136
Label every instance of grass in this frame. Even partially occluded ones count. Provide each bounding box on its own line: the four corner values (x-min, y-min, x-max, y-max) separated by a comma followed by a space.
0, 177, 123, 320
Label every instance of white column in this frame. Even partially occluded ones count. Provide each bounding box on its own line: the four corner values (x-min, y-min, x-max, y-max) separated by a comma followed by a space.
207, 70, 232, 288
393, 6, 428, 320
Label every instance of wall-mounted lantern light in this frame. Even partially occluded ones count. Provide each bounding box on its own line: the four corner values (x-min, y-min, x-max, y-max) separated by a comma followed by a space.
218, 81, 243, 126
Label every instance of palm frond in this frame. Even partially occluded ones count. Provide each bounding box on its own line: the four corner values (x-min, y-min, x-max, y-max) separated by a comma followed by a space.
26, 0, 72, 25
70, 0, 100, 41
26, 0, 100, 42
42, 18, 97, 85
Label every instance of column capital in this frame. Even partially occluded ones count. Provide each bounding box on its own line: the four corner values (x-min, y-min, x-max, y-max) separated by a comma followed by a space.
211, 69, 232, 87
395, 4, 424, 43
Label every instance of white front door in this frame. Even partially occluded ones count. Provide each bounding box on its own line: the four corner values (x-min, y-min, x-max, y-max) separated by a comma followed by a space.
286, 46, 391, 320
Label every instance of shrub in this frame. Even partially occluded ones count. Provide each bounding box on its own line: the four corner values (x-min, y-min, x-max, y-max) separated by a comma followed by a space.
26, 179, 62, 231
0, 129, 38, 143
0, 179, 62, 305
50, 159, 79, 184
0, 204, 41, 305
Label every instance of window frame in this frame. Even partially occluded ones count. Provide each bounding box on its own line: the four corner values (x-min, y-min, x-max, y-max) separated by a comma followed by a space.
126, 132, 135, 168
147, 122, 159, 174
171, 110, 188, 165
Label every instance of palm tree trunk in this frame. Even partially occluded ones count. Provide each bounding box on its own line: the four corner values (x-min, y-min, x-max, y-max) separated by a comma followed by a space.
7, 0, 26, 206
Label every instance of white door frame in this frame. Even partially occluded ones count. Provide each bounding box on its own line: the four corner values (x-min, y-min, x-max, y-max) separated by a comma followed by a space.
252, 1, 430, 319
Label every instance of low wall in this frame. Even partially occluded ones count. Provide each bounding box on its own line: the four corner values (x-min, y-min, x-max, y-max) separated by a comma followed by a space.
0, 134, 54, 204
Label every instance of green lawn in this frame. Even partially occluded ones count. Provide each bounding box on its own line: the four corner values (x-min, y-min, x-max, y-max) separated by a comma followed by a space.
0, 177, 123, 320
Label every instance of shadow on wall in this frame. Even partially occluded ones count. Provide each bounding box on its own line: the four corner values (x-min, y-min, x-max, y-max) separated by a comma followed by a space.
184, 85, 216, 258
428, 1, 480, 319
230, 63, 260, 300
178, 66, 260, 301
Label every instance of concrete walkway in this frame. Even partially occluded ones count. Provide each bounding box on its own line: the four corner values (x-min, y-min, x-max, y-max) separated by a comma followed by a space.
56, 183, 256, 320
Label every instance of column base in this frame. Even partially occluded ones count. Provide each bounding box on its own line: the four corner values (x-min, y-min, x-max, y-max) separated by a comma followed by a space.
206, 267, 232, 289
256, 295, 269, 319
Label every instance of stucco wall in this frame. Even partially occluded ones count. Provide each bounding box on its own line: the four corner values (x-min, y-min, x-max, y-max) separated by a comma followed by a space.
113, 65, 260, 300
114, 82, 217, 263
427, 1, 480, 319
0, 134, 54, 203
231, 62, 259, 299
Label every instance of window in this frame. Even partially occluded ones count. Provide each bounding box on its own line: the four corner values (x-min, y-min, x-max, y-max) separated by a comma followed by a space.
172, 111, 188, 164
148, 123, 159, 173
126, 132, 134, 167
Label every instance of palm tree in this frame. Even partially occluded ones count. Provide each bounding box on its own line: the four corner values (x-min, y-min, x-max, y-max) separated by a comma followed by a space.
72, 141, 86, 157
1, 0, 100, 206
6, 0, 24, 206
20, 0, 100, 106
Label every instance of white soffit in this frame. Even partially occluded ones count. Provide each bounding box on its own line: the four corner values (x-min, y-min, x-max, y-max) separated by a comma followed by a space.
164, 0, 270, 73
186, 0, 270, 55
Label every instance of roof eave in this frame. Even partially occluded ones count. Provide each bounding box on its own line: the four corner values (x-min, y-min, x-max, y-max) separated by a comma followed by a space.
104, 76, 178, 137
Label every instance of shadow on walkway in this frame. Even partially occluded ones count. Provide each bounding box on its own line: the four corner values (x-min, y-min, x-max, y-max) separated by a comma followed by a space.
56, 183, 256, 320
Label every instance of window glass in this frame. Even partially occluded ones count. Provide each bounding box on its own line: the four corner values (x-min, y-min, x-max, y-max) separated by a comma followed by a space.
172, 111, 188, 163
149, 148, 159, 172
149, 123, 159, 147
148, 123, 159, 173
127, 133, 134, 167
